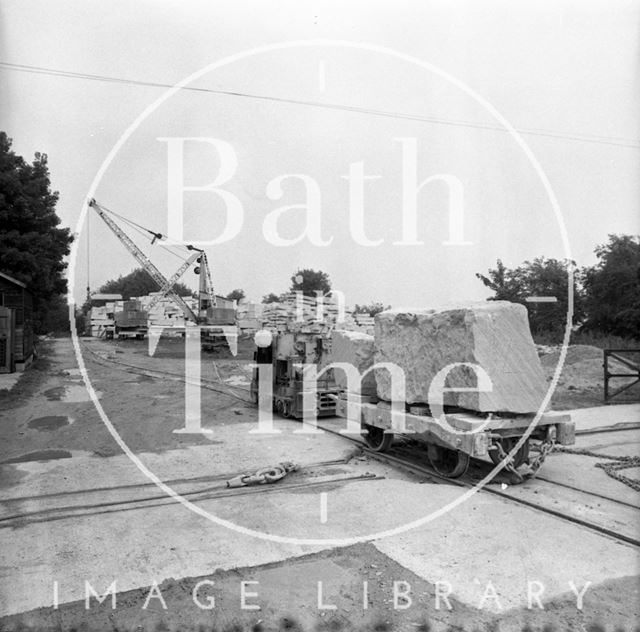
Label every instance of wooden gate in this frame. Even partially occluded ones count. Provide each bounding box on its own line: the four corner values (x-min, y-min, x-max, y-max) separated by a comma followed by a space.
603, 349, 640, 403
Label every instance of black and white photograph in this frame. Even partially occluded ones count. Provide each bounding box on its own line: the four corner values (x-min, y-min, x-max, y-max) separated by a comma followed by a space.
0, 1, 639, 630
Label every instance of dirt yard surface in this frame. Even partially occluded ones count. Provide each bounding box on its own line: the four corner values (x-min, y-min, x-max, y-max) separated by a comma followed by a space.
2, 544, 637, 632
538, 344, 640, 410
0, 337, 638, 632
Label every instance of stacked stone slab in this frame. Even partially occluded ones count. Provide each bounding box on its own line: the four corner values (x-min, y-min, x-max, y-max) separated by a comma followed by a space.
322, 330, 377, 395
89, 304, 115, 337
237, 301, 264, 334
132, 293, 202, 330
374, 301, 547, 413
261, 294, 343, 334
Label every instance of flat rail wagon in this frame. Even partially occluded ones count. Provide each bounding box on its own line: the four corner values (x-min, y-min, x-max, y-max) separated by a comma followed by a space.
335, 393, 575, 481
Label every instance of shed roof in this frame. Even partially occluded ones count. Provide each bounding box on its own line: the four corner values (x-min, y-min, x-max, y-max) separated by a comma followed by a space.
0, 271, 27, 289
91, 293, 123, 301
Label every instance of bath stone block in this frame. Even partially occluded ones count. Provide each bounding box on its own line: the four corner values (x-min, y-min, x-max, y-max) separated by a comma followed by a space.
324, 330, 377, 394
374, 302, 547, 412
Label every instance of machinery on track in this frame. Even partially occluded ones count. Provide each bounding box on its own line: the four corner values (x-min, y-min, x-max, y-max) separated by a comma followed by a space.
249, 317, 575, 482
250, 331, 339, 419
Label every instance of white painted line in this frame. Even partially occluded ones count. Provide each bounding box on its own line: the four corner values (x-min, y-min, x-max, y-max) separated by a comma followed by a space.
320, 492, 328, 523
525, 296, 558, 303
318, 60, 326, 92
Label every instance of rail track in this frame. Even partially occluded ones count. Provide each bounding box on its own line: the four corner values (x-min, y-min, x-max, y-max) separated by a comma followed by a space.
80, 340, 252, 404
0, 460, 382, 528
78, 341, 640, 548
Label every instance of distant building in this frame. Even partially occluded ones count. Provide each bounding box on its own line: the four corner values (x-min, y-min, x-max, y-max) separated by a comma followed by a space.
214, 295, 235, 310
0, 272, 35, 372
90, 293, 123, 306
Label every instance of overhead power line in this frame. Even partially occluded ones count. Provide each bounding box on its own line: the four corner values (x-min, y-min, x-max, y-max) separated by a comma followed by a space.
1, 61, 638, 149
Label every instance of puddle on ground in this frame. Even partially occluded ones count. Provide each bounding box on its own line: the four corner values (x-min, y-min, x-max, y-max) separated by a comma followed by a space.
28, 415, 72, 431
0, 464, 28, 489
43, 385, 101, 402
92, 448, 119, 457
2, 449, 73, 464
43, 386, 65, 400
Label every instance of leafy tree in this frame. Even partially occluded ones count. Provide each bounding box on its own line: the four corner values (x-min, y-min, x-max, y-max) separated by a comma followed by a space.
474, 259, 525, 303
0, 132, 73, 332
40, 295, 72, 334
354, 302, 389, 316
289, 268, 331, 297
98, 268, 192, 300
261, 293, 282, 304
225, 288, 246, 302
581, 234, 640, 338
476, 257, 582, 336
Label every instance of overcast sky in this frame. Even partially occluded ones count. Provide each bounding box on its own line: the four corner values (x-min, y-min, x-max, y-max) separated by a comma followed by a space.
1, 0, 638, 309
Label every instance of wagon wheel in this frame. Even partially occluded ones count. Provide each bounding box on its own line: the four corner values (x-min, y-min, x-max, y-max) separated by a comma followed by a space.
363, 424, 394, 452
490, 437, 530, 469
427, 444, 470, 478
275, 398, 292, 418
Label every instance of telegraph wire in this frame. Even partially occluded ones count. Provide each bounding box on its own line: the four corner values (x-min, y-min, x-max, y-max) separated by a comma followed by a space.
1, 61, 638, 149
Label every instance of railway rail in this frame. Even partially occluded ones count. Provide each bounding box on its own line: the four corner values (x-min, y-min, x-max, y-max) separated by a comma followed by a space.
0, 460, 382, 529
314, 422, 640, 548
77, 341, 640, 549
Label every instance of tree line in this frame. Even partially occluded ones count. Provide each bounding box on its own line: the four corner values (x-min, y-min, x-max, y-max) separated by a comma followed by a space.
476, 234, 640, 340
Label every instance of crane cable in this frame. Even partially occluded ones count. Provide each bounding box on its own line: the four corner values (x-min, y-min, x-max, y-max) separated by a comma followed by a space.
91, 201, 198, 262
89, 201, 208, 286
86, 204, 91, 301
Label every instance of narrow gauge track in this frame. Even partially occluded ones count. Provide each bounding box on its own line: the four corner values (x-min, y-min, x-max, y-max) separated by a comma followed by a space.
388, 437, 639, 510
80, 343, 640, 548
80, 340, 252, 404
527, 474, 639, 510
575, 423, 640, 436
0, 461, 382, 528
317, 426, 640, 549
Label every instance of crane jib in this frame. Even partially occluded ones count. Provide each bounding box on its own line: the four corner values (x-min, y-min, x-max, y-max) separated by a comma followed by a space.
88, 199, 209, 324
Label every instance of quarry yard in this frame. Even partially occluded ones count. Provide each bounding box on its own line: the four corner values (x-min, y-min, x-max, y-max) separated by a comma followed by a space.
0, 336, 638, 632
3, 3, 639, 630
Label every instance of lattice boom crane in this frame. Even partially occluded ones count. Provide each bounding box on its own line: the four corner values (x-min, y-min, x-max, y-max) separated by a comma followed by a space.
88, 198, 214, 323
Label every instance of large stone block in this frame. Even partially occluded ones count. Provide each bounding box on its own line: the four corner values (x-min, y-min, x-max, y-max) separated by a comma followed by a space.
324, 330, 377, 395
374, 302, 547, 413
